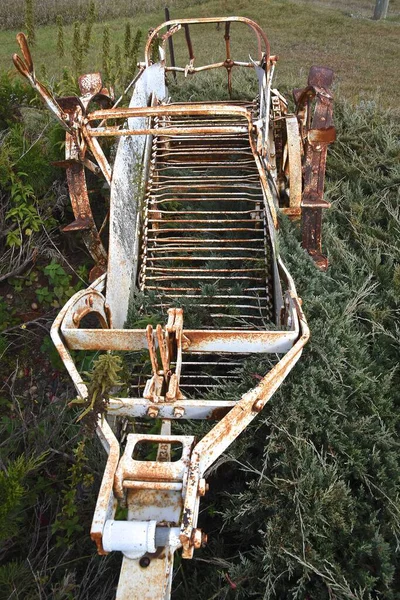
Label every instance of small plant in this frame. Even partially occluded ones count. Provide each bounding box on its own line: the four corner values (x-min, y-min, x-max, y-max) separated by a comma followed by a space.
56, 16, 64, 59
114, 44, 122, 86
124, 22, 131, 60
5, 173, 42, 248
71, 21, 83, 76
82, 1, 96, 56
69, 353, 123, 434
150, 33, 160, 65
0, 299, 18, 332
102, 26, 111, 83
39, 63, 47, 80
24, 0, 35, 46
51, 441, 93, 546
0, 453, 48, 541
35, 260, 83, 307
35, 285, 54, 305
125, 28, 142, 87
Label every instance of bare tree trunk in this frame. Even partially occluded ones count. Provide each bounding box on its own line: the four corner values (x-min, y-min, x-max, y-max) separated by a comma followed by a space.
373, 0, 390, 20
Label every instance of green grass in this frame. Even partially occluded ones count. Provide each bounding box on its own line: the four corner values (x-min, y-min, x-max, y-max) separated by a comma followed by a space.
1, 0, 399, 110
172, 100, 400, 600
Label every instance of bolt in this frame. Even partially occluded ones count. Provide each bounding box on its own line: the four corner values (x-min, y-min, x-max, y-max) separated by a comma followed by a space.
72, 311, 80, 325
198, 478, 209, 496
139, 556, 151, 568
191, 528, 203, 549
173, 406, 185, 419
252, 399, 263, 413
147, 406, 159, 419
201, 532, 208, 546
88, 294, 94, 307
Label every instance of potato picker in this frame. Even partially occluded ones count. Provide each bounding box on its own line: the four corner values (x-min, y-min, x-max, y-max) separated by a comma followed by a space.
13, 16, 335, 600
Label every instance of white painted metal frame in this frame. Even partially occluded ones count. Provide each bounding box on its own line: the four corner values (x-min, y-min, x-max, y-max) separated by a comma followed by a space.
46, 17, 310, 600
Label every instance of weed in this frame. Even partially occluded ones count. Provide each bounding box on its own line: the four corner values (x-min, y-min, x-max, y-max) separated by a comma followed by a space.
124, 22, 131, 60
51, 440, 93, 546
0, 452, 48, 541
69, 353, 123, 434
24, 0, 35, 46
82, 1, 96, 56
71, 21, 83, 77
102, 26, 111, 84
56, 16, 64, 59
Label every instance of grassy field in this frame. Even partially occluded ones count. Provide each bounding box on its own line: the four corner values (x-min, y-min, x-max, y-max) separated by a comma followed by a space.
1, 0, 400, 28
1, 0, 399, 109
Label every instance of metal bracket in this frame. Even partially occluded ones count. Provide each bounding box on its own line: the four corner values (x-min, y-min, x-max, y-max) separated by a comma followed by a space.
144, 308, 187, 404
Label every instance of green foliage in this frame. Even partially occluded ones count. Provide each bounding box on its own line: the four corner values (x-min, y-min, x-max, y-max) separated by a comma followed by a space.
102, 26, 111, 83
82, 1, 96, 56
56, 15, 64, 58
69, 353, 123, 433
0, 560, 33, 599
124, 22, 131, 60
40, 335, 64, 370
71, 21, 83, 76
39, 62, 47, 80
0, 298, 18, 332
0, 73, 36, 130
52, 441, 93, 546
24, 0, 35, 46
124, 28, 142, 88
0, 453, 48, 541
174, 102, 400, 600
5, 172, 42, 247
150, 32, 160, 64
114, 43, 122, 85
35, 260, 83, 307
58, 67, 80, 96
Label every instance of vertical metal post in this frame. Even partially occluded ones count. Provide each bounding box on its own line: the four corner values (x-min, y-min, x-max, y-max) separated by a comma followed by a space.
164, 8, 177, 81
183, 24, 194, 62
373, 0, 390, 19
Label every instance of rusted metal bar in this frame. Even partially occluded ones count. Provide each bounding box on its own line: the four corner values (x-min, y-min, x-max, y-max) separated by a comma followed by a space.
164, 7, 177, 81
85, 103, 251, 121
13, 33, 72, 132
62, 157, 108, 271
183, 23, 194, 62
295, 66, 335, 270
165, 60, 255, 73
61, 328, 298, 353
88, 125, 248, 137
224, 22, 233, 95
144, 17, 270, 66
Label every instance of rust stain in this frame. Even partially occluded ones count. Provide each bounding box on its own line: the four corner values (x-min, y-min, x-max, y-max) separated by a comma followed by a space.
208, 406, 232, 420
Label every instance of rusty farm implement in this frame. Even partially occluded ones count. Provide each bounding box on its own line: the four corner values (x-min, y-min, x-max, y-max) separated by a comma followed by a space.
13, 16, 335, 599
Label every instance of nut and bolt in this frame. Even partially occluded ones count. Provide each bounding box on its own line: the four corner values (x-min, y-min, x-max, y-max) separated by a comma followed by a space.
198, 478, 209, 496
173, 406, 185, 419
252, 399, 263, 413
191, 529, 208, 549
147, 406, 159, 419
139, 556, 151, 568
